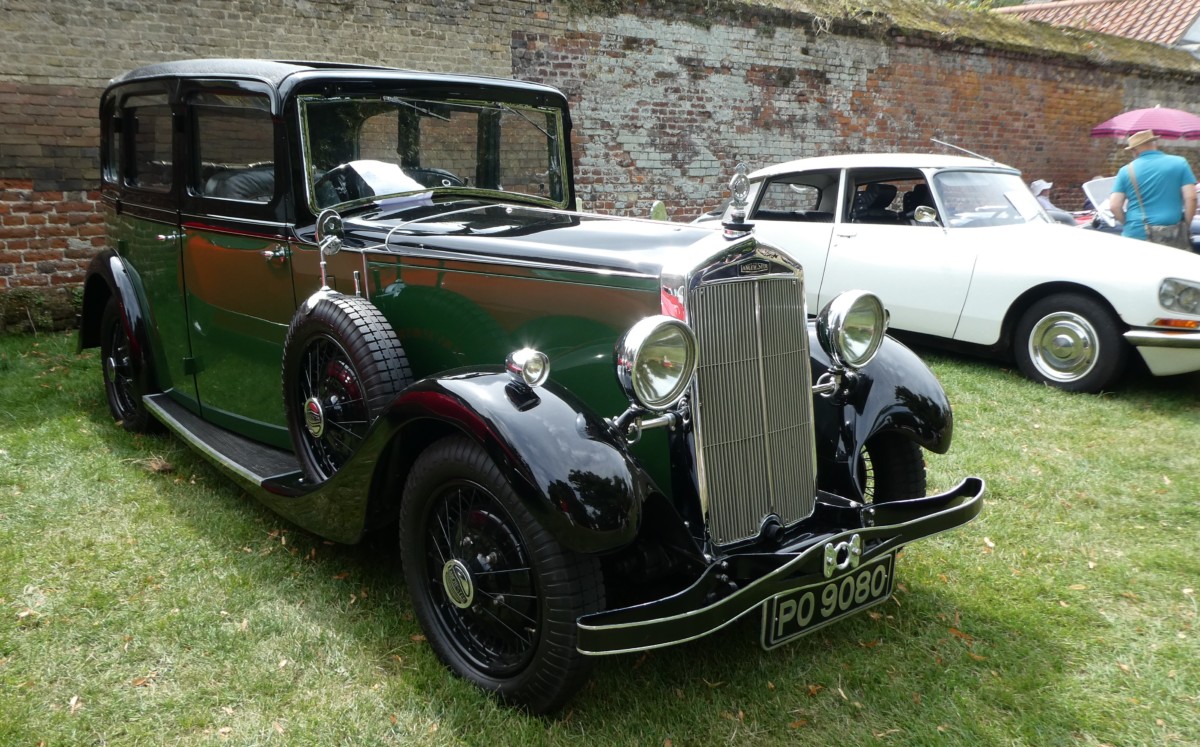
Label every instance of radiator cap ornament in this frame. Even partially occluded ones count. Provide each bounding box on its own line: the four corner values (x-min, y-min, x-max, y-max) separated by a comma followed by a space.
723, 162, 753, 239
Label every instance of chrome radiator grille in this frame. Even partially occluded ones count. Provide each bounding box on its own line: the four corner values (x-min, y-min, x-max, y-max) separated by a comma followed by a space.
690, 275, 817, 546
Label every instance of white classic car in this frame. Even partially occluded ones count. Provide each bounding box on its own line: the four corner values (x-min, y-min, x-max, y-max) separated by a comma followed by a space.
709, 154, 1200, 393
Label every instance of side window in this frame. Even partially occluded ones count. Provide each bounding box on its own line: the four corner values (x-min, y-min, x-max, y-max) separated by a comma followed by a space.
192, 93, 274, 203
846, 171, 932, 225
123, 94, 173, 192
758, 181, 821, 213
752, 171, 838, 222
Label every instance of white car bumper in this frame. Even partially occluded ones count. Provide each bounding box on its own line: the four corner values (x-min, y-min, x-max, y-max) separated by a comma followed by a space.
1125, 328, 1200, 376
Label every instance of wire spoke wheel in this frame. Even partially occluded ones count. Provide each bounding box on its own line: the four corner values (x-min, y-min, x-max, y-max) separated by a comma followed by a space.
283, 295, 411, 484
400, 436, 604, 713
103, 314, 138, 418
424, 481, 540, 675
295, 335, 369, 479
99, 297, 156, 432
857, 435, 926, 503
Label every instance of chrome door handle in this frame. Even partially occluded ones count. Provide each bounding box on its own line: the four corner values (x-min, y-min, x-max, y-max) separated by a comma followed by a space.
262, 245, 288, 267
155, 233, 183, 242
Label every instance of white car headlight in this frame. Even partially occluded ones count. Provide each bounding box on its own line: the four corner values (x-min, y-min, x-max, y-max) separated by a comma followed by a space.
817, 291, 888, 370
616, 316, 698, 410
1159, 278, 1200, 315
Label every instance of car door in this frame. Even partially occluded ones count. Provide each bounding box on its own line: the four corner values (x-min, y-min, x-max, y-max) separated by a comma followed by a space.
816, 169, 976, 339
746, 170, 839, 314
179, 84, 297, 449
109, 86, 198, 409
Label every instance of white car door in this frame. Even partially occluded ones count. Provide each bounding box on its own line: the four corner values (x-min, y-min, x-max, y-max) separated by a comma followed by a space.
817, 176, 977, 338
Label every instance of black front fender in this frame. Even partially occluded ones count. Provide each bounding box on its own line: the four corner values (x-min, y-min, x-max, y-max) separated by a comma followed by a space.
386, 371, 650, 555
810, 329, 953, 496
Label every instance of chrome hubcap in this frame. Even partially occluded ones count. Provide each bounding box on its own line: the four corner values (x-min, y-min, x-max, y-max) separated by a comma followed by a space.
1028, 312, 1098, 382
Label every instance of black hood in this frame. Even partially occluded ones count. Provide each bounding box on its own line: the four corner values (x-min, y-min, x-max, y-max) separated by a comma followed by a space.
340, 202, 722, 277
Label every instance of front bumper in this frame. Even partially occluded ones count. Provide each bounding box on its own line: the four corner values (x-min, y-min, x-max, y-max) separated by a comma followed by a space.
1124, 328, 1200, 350
1125, 328, 1200, 376
577, 477, 984, 655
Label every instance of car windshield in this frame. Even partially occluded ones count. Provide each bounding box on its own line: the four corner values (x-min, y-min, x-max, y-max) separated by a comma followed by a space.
932, 170, 1048, 228
300, 94, 566, 211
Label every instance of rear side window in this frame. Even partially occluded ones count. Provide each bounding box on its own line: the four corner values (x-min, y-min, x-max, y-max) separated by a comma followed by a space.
124, 94, 173, 192
752, 172, 838, 223
758, 181, 821, 213
192, 93, 275, 202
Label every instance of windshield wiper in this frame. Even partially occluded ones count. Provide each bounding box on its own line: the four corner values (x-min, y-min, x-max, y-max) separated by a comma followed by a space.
384, 96, 450, 121
497, 102, 556, 142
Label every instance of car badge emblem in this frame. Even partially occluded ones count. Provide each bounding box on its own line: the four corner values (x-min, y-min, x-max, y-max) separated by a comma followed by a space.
740, 260, 770, 276
443, 559, 475, 608
304, 398, 325, 438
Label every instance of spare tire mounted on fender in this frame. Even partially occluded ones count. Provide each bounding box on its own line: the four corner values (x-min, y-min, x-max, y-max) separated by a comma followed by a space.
282, 294, 412, 483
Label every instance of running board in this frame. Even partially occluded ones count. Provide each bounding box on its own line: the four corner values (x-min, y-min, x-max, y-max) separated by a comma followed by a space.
143, 394, 303, 490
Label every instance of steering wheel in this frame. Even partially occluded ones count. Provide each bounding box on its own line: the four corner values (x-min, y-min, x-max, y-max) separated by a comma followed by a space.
313, 163, 366, 205
405, 167, 467, 188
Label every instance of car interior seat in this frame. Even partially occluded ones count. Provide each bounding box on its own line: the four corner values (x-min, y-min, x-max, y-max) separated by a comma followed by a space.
852, 183, 899, 223
204, 165, 276, 202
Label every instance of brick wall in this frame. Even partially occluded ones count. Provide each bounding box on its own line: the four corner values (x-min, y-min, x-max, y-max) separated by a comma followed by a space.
0, 180, 103, 329
2, 0, 1199, 327
516, 11, 1200, 219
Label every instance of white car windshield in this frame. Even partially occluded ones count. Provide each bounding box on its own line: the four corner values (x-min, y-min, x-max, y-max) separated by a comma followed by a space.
933, 170, 1049, 228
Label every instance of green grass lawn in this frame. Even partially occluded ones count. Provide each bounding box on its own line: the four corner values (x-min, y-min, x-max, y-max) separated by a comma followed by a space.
1, 331, 1197, 746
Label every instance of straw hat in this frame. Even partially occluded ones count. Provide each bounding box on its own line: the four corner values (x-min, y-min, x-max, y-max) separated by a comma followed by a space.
1125, 130, 1160, 150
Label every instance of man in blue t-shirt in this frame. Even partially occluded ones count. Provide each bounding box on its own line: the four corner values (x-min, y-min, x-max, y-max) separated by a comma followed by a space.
1110, 130, 1196, 248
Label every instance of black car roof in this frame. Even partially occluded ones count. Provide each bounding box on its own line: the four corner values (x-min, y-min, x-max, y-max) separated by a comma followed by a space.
104, 58, 567, 103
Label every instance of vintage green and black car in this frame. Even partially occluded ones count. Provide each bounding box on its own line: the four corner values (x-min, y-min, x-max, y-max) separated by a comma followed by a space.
79, 59, 984, 713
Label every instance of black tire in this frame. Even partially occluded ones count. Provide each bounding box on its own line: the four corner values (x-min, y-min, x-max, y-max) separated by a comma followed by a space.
859, 434, 926, 503
399, 436, 605, 714
282, 295, 412, 484
1015, 293, 1128, 393
99, 296, 157, 433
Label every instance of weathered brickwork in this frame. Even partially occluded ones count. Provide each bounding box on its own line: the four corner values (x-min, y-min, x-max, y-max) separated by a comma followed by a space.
0, 179, 103, 328
515, 13, 1199, 219
1, 0, 1198, 324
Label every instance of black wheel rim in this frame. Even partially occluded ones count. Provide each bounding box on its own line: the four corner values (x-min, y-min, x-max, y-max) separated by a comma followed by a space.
296, 335, 369, 480
423, 480, 540, 676
103, 315, 139, 420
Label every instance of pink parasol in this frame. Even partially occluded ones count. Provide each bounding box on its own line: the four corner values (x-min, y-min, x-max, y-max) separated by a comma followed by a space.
1090, 106, 1200, 140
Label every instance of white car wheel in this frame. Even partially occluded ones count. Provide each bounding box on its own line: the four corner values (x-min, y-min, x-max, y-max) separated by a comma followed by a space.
1015, 294, 1127, 393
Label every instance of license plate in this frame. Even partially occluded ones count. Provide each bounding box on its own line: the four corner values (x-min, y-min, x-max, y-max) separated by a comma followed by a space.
760, 553, 895, 649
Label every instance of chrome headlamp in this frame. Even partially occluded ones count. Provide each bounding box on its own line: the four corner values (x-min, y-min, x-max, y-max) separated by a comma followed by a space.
1159, 278, 1200, 316
506, 348, 550, 387
616, 316, 698, 410
817, 291, 888, 370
